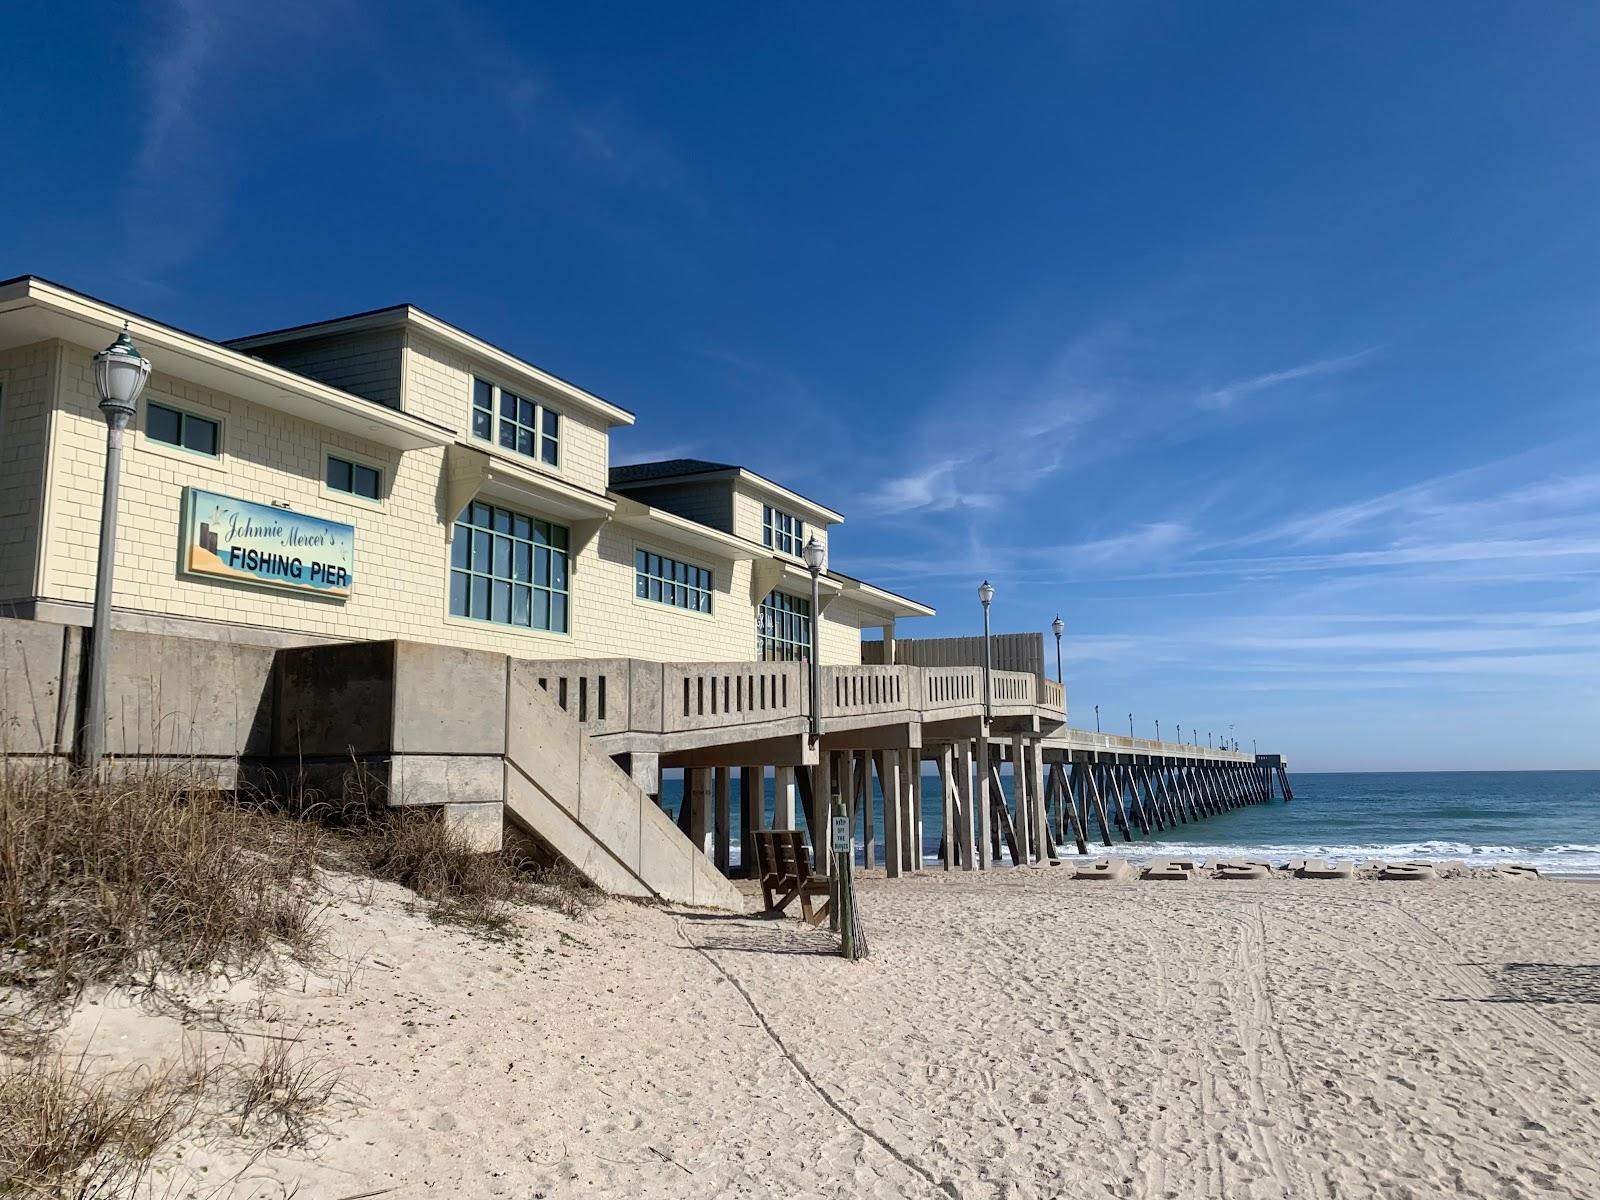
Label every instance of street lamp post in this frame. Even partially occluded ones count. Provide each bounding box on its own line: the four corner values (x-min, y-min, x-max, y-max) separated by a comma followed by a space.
1128, 712, 1134, 741
81, 324, 152, 771
1050, 614, 1064, 716
803, 535, 825, 740
1094, 704, 1100, 733
978, 581, 994, 722
1155, 719, 1161, 742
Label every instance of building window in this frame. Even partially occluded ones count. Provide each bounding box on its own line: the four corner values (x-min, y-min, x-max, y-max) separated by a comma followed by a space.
472, 376, 560, 467
326, 454, 381, 500
763, 505, 804, 555
758, 590, 811, 661
635, 549, 713, 613
449, 501, 569, 633
146, 401, 219, 457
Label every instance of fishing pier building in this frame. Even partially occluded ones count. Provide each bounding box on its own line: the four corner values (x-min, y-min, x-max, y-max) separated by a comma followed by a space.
0, 276, 1279, 910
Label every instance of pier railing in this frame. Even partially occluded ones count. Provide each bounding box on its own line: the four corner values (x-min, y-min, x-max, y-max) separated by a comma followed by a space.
514, 655, 1251, 758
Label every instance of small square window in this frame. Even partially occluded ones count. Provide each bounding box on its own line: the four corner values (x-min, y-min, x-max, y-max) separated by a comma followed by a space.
147, 401, 219, 458
327, 454, 382, 501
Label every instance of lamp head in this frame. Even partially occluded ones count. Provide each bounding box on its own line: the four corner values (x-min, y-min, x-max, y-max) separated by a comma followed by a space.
978, 580, 994, 607
802, 534, 825, 575
1051, 614, 1063, 638
93, 324, 151, 426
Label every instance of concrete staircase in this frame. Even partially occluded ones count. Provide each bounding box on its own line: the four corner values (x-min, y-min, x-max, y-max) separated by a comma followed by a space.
502, 659, 741, 909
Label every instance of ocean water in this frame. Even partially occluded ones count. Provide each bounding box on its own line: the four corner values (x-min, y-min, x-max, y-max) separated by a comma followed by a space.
661, 769, 1600, 877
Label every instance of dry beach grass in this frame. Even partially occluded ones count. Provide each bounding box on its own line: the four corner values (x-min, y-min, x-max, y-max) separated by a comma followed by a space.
0, 765, 595, 1196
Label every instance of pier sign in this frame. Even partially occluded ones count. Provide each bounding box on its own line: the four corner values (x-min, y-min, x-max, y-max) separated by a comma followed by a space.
181, 488, 354, 597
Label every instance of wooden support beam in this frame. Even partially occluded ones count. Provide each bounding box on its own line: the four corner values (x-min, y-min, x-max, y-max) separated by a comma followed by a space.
1078, 761, 1113, 846
976, 737, 993, 870
1031, 740, 1053, 863
739, 766, 761, 877
714, 767, 732, 874
989, 759, 1024, 866
857, 752, 876, 869
1097, 762, 1132, 841
904, 748, 922, 872
1053, 762, 1089, 855
812, 752, 832, 872
957, 740, 976, 871
1010, 735, 1032, 864
880, 751, 903, 879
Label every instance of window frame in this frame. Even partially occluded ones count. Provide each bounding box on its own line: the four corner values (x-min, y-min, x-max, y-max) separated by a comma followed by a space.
471, 375, 562, 469
758, 588, 813, 662
447, 500, 572, 636
139, 395, 225, 468
762, 504, 805, 556
321, 446, 386, 508
633, 544, 714, 616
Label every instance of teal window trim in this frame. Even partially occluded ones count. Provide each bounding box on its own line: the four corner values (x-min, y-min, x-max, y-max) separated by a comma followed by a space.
326, 454, 382, 500
758, 589, 811, 661
449, 501, 570, 633
762, 504, 804, 555
635, 548, 713, 613
146, 400, 220, 458
472, 376, 561, 467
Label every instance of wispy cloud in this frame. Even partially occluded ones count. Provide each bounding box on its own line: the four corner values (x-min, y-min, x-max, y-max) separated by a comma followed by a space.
1197, 348, 1374, 411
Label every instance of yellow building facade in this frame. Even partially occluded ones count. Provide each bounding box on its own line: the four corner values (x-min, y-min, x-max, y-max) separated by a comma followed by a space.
0, 277, 930, 665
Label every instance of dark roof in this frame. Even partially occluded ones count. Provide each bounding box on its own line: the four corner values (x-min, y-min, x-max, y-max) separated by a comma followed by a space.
609, 459, 738, 486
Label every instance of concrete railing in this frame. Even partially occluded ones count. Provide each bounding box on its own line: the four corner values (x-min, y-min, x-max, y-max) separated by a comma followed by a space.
821, 665, 915, 718
513, 656, 1063, 737
920, 666, 982, 711
1040, 678, 1065, 712
519, 658, 634, 737
990, 670, 1036, 706
662, 662, 802, 733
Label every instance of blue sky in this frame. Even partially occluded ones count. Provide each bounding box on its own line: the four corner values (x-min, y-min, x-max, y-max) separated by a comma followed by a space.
5, 2, 1599, 770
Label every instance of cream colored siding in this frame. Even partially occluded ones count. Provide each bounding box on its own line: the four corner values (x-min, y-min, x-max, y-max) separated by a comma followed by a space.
405, 333, 611, 496
29, 338, 877, 665
0, 343, 55, 603
585, 525, 755, 661
245, 329, 405, 409
819, 597, 868, 666
734, 486, 829, 561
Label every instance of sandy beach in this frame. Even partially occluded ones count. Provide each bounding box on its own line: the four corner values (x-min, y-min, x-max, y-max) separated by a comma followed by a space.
56, 867, 1600, 1199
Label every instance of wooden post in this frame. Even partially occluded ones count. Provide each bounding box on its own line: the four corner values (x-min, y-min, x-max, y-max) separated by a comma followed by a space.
976, 737, 993, 870
989, 759, 1023, 865
714, 767, 732, 873
1031, 741, 1052, 862
1077, 760, 1113, 847
934, 748, 947, 870
1010, 735, 1032, 864
903, 748, 921, 872
880, 751, 902, 879
1056, 763, 1089, 854
814, 752, 833, 875
957, 739, 976, 871
740, 766, 761, 877
858, 752, 876, 869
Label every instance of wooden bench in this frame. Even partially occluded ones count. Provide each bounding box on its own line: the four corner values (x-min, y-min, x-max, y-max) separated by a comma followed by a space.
754, 830, 831, 927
